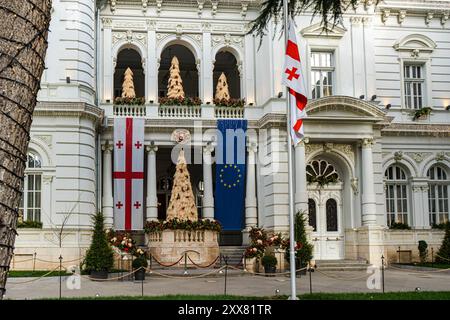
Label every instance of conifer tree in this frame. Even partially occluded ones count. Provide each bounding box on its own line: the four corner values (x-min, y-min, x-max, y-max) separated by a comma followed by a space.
167, 56, 185, 99
84, 212, 114, 272
215, 72, 230, 101
436, 222, 450, 264
121, 67, 136, 99
293, 210, 314, 269
166, 149, 198, 221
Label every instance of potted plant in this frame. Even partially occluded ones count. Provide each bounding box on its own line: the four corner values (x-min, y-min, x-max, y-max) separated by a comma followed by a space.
132, 251, 148, 281
261, 254, 277, 275
412, 107, 432, 121
84, 212, 114, 279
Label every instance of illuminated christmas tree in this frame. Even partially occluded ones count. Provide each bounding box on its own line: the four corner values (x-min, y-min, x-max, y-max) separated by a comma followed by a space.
121, 67, 136, 99
215, 72, 230, 101
167, 56, 185, 99
166, 149, 198, 221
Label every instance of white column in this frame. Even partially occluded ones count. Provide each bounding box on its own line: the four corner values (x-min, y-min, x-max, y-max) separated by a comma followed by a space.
202, 143, 214, 220
145, 144, 158, 222
361, 138, 377, 225
294, 138, 308, 213
245, 142, 258, 228
102, 142, 114, 227
202, 30, 212, 103
147, 21, 158, 102
411, 180, 430, 229
244, 32, 255, 103
102, 20, 113, 102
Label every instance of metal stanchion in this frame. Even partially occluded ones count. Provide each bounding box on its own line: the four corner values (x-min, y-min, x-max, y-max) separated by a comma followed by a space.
309, 267, 313, 294
59, 255, 63, 299
33, 252, 37, 272
381, 255, 385, 294
431, 247, 434, 267
141, 267, 144, 297
223, 255, 229, 296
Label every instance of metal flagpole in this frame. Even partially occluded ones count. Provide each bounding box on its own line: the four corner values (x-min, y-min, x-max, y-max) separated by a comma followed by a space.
283, 0, 298, 300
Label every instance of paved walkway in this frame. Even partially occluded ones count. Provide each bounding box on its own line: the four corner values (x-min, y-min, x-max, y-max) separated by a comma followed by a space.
4, 267, 450, 300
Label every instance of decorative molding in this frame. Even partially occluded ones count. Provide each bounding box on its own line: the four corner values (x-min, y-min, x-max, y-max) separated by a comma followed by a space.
156, 0, 163, 15
102, 18, 112, 28
112, 30, 147, 47
34, 135, 52, 148
42, 175, 54, 185
171, 129, 191, 144
406, 152, 432, 163
425, 12, 434, 25
381, 9, 390, 23
394, 151, 403, 161
393, 34, 437, 58
197, 0, 205, 16
110, 0, 116, 14
101, 141, 113, 153
145, 144, 159, 153
112, 21, 147, 30
398, 10, 407, 25
203, 142, 214, 154
361, 138, 374, 149
442, 11, 449, 26
142, 0, 148, 13
436, 152, 446, 162
211, 0, 218, 17
305, 143, 355, 165
351, 177, 359, 195
301, 22, 347, 39
241, 1, 249, 17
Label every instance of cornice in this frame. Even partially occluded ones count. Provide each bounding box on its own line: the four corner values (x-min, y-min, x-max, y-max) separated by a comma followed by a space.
381, 123, 450, 137
34, 102, 104, 125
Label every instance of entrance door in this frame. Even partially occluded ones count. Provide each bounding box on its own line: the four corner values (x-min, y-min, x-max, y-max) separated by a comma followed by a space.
308, 188, 344, 260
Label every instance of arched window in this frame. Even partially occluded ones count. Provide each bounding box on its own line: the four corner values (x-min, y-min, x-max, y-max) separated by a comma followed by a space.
427, 165, 449, 226
385, 165, 409, 226
158, 44, 198, 98
213, 51, 241, 99
308, 198, 317, 231
19, 152, 42, 222
306, 159, 339, 185
114, 48, 145, 99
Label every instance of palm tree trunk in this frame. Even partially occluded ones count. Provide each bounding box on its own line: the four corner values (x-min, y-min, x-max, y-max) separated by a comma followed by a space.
0, 0, 51, 299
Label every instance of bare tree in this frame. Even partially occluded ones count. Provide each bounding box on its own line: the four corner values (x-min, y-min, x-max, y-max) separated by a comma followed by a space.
0, 0, 52, 299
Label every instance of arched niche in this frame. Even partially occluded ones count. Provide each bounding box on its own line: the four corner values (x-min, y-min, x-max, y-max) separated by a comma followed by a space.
213, 50, 241, 99
158, 44, 199, 98
114, 47, 145, 99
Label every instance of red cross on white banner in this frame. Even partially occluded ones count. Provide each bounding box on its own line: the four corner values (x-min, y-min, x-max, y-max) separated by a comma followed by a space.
113, 117, 144, 230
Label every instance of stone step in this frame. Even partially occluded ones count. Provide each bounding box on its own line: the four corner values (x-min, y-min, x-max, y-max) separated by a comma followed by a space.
315, 266, 369, 271
314, 259, 369, 271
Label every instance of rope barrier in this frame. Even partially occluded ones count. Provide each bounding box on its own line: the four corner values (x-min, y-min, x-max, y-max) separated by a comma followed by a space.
79, 267, 144, 282
7, 266, 63, 285
435, 254, 450, 262
34, 257, 84, 264
187, 255, 220, 268
227, 264, 307, 276
147, 266, 227, 279
11, 257, 35, 264
150, 254, 185, 268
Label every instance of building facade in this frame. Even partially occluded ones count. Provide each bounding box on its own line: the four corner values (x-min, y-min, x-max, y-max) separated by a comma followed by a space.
12, 0, 450, 269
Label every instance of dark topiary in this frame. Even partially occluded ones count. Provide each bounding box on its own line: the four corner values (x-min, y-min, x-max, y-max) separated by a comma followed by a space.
436, 222, 450, 264
294, 210, 314, 269
418, 240, 428, 263
84, 212, 114, 273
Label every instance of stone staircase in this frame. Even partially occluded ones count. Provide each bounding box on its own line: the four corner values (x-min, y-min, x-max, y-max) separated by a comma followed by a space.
314, 259, 369, 271
219, 246, 246, 267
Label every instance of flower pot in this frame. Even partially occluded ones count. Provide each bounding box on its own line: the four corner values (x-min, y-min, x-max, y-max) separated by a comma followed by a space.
264, 265, 276, 274
134, 268, 146, 281
90, 270, 108, 279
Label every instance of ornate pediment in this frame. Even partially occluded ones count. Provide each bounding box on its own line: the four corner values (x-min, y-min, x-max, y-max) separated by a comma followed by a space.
300, 23, 347, 39
393, 34, 437, 54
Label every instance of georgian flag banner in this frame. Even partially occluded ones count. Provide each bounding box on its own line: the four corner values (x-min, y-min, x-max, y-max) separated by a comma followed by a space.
282, 18, 308, 145
113, 117, 144, 230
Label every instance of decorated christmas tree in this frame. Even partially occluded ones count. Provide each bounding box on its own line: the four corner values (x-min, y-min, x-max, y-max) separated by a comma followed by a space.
121, 67, 136, 99
167, 56, 185, 99
166, 149, 198, 221
215, 72, 230, 101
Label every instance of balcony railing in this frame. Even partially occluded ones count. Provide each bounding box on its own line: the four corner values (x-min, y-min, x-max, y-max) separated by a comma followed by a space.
158, 105, 202, 118
214, 106, 244, 118
114, 104, 146, 117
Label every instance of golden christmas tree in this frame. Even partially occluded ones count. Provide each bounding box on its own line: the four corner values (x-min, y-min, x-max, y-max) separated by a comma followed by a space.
166, 149, 198, 221
167, 56, 185, 99
215, 72, 230, 101
121, 67, 136, 99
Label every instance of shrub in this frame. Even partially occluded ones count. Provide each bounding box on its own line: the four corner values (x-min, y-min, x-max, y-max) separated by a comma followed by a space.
17, 220, 43, 229
261, 254, 277, 268
132, 255, 148, 269
436, 222, 450, 264
84, 212, 114, 273
293, 211, 314, 269
418, 240, 428, 263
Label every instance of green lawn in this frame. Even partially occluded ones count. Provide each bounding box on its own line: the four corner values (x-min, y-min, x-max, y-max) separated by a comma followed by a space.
407, 262, 450, 269
8, 270, 72, 278
49, 291, 450, 300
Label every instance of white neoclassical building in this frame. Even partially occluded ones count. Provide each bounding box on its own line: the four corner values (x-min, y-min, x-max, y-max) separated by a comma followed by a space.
12, 0, 450, 269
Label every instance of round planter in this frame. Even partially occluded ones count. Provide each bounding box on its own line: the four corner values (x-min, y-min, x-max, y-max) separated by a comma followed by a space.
134, 268, 146, 281
264, 265, 276, 275
90, 270, 108, 279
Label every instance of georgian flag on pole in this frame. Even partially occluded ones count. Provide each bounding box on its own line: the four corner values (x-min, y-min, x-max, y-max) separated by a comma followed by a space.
113, 117, 144, 230
282, 18, 308, 145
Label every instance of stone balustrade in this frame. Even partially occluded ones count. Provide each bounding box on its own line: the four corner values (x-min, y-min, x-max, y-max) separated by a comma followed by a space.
158, 105, 202, 118
114, 104, 146, 117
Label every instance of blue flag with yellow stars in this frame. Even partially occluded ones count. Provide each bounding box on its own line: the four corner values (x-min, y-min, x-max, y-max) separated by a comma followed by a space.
214, 119, 247, 231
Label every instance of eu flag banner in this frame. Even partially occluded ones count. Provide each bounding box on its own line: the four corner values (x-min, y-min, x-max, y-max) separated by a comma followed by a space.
214, 119, 248, 231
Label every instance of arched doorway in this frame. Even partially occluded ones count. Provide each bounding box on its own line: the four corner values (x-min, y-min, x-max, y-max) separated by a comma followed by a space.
158, 44, 199, 98
307, 159, 344, 260
114, 48, 145, 99
213, 51, 241, 99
